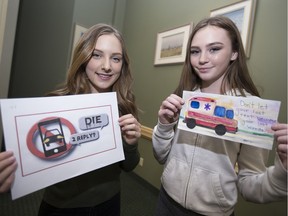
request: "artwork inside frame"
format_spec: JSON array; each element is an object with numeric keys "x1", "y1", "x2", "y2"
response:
[
  {"x1": 154, "y1": 23, "x2": 192, "y2": 66},
  {"x1": 210, "y1": 0, "x2": 257, "y2": 58},
  {"x1": 70, "y1": 24, "x2": 88, "y2": 65}
]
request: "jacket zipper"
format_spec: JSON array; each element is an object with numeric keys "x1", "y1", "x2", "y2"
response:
[{"x1": 184, "y1": 133, "x2": 200, "y2": 208}]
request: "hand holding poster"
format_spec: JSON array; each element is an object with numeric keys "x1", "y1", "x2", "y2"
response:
[
  {"x1": 0, "y1": 92, "x2": 124, "y2": 199},
  {"x1": 178, "y1": 91, "x2": 281, "y2": 150}
]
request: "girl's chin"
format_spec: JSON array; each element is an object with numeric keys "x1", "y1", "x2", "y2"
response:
[{"x1": 95, "y1": 85, "x2": 113, "y2": 93}]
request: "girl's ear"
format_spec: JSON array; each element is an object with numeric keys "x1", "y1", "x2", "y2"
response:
[{"x1": 231, "y1": 52, "x2": 238, "y2": 61}]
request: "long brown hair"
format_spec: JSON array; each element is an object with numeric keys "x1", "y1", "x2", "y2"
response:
[
  {"x1": 48, "y1": 23, "x2": 138, "y2": 118},
  {"x1": 174, "y1": 16, "x2": 260, "y2": 97}
]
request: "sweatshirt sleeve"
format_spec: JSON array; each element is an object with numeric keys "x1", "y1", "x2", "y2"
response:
[
  {"x1": 152, "y1": 120, "x2": 177, "y2": 164},
  {"x1": 237, "y1": 145, "x2": 287, "y2": 203},
  {"x1": 119, "y1": 141, "x2": 140, "y2": 172}
]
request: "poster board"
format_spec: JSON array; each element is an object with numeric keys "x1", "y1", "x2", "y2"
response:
[{"x1": 0, "y1": 92, "x2": 124, "y2": 199}]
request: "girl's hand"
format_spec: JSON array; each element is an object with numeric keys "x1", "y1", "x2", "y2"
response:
[
  {"x1": 158, "y1": 94, "x2": 185, "y2": 124},
  {"x1": 272, "y1": 123, "x2": 288, "y2": 170},
  {"x1": 119, "y1": 114, "x2": 141, "y2": 145},
  {"x1": 0, "y1": 151, "x2": 17, "y2": 193}
]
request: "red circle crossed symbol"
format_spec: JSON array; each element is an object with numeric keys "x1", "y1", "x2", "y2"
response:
[{"x1": 26, "y1": 117, "x2": 76, "y2": 159}]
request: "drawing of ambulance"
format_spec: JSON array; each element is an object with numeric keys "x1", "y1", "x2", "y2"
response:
[{"x1": 184, "y1": 97, "x2": 238, "y2": 135}]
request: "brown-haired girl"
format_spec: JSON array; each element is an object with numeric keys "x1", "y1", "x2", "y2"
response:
[
  {"x1": 153, "y1": 16, "x2": 287, "y2": 216},
  {"x1": 0, "y1": 23, "x2": 141, "y2": 216}
]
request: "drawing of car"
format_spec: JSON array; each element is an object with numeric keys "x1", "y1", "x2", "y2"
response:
[
  {"x1": 184, "y1": 97, "x2": 238, "y2": 136},
  {"x1": 43, "y1": 129, "x2": 65, "y2": 147}
]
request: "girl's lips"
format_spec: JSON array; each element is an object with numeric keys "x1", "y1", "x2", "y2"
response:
[
  {"x1": 197, "y1": 67, "x2": 212, "y2": 73},
  {"x1": 96, "y1": 73, "x2": 113, "y2": 80}
]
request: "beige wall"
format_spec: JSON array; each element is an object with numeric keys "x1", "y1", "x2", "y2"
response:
[{"x1": 123, "y1": 0, "x2": 287, "y2": 215}]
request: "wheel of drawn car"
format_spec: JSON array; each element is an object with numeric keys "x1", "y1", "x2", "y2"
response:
[
  {"x1": 215, "y1": 124, "x2": 226, "y2": 136},
  {"x1": 186, "y1": 118, "x2": 196, "y2": 129}
]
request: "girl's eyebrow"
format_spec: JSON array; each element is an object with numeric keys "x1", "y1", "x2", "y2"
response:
[
  {"x1": 92, "y1": 48, "x2": 102, "y2": 53},
  {"x1": 92, "y1": 49, "x2": 122, "y2": 56},
  {"x1": 190, "y1": 46, "x2": 199, "y2": 49},
  {"x1": 207, "y1": 42, "x2": 224, "y2": 46},
  {"x1": 191, "y1": 42, "x2": 224, "y2": 48}
]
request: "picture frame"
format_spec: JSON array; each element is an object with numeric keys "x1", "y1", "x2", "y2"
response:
[
  {"x1": 70, "y1": 24, "x2": 88, "y2": 65},
  {"x1": 210, "y1": 0, "x2": 257, "y2": 58},
  {"x1": 154, "y1": 23, "x2": 192, "y2": 65}
]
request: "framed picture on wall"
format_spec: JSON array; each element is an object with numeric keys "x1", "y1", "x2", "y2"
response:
[
  {"x1": 154, "y1": 23, "x2": 192, "y2": 66},
  {"x1": 70, "y1": 24, "x2": 88, "y2": 65},
  {"x1": 210, "y1": 0, "x2": 257, "y2": 58}
]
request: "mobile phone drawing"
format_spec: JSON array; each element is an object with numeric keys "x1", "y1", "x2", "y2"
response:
[{"x1": 38, "y1": 118, "x2": 67, "y2": 157}]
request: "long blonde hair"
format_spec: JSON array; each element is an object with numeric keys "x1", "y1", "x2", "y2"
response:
[
  {"x1": 174, "y1": 16, "x2": 260, "y2": 97},
  {"x1": 48, "y1": 23, "x2": 138, "y2": 118}
]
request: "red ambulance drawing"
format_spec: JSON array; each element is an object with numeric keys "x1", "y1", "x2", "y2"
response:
[{"x1": 184, "y1": 97, "x2": 238, "y2": 135}]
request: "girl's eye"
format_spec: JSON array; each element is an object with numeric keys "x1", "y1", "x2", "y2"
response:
[
  {"x1": 209, "y1": 47, "x2": 221, "y2": 53},
  {"x1": 190, "y1": 49, "x2": 199, "y2": 55},
  {"x1": 112, "y1": 56, "x2": 122, "y2": 63},
  {"x1": 92, "y1": 53, "x2": 101, "y2": 58}
]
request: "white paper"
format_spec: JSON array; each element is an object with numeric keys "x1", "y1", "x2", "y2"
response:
[
  {"x1": 0, "y1": 92, "x2": 124, "y2": 199},
  {"x1": 178, "y1": 91, "x2": 281, "y2": 150}
]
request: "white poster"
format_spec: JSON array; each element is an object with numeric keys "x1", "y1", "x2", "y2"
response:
[
  {"x1": 178, "y1": 91, "x2": 281, "y2": 150},
  {"x1": 0, "y1": 92, "x2": 124, "y2": 199}
]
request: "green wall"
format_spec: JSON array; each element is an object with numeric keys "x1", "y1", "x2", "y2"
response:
[
  {"x1": 7, "y1": 0, "x2": 287, "y2": 215},
  {"x1": 9, "y1": 0, "x2": 124, "y2": 98},
  {"x1": 123, "y1": 0, "x2": 287, "y2": 215},
  {"x1": 9, "y1": 0, "x2": 75, "y2": 97},
  {"x1": 124, "y1": 0, "x2": 287, "y2": 128}
]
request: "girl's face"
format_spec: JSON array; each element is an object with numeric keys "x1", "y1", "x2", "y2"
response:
[
  {"x1": 86, "y1": 34, "x2": 123, "y2": 93},
  {"x1": 190, "y1": 26, "x2": 237, "y2": 93}
]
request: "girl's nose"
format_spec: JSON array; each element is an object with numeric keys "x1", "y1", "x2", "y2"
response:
[
  {"x1": 101, "y1": 58, "x2": 111, "y2": 71},
  {"x1": 199, "y1": 52, "x2": 208, "y2": 64}
]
